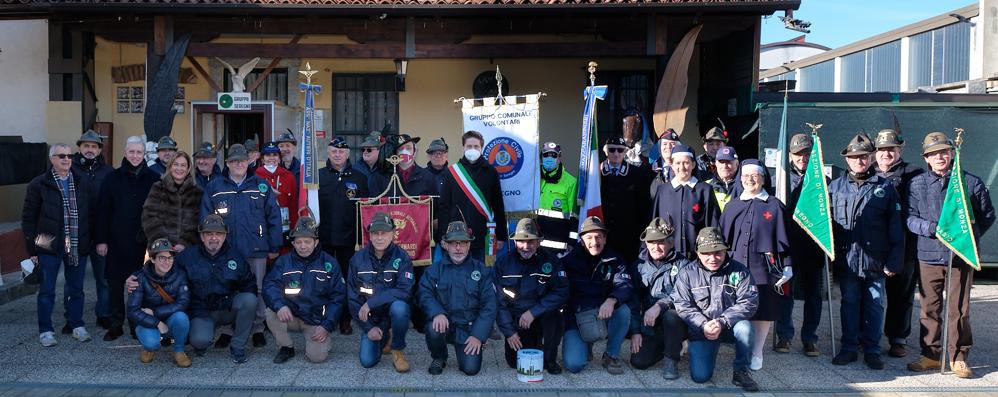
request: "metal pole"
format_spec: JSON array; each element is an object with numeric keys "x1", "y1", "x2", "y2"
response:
[
  {"x1": 940, "y1": 252, "x2": 954, "y2": 374},
  {"x1": 824, "y1": 255, "x2": 836, "y2": 356}
]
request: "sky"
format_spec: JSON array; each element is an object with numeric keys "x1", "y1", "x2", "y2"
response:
[{"x1": 761, "y1": 1, "x2": 975, "y2": 49}]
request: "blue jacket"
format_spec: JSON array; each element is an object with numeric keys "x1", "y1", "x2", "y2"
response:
[
  {"x1": 200, "y1": 173, "x2": 283, "y2": 259},
  {"x1": 418, "y1": 255, "x2": 498, "y2": 343},
  {"x1": 829, "y1": 173, "x2": 905, "y2": 276},
  {"x1": 127, "y1": 262, "x2": 190, "y2": 329},
  {"x1": 175, "y1": 242, "x2": 257, "y2": 318},
  {"x1": 194, "y1": 164, "x2": 223, "y2": 190},
  {"x1": 347, "y1": 243, "x2": 415, "y2": 332},
  {"x1": 494, "y1": 249, "x2": 569, "y2": 338},
  {"x1": 561, "y1": 244, "x2": 633, "y2": 330},
  {"x1": 907, "y1": 169, "x2": 995, "y2": 265},
  {"x1": 318, "y1": 161, "x2": 369, "y2": 248},
  {"x1": 263, "y1": 250, "x2": 346, "y2": 332},
  {"x1": 282, "y1": 156, "x2": 301, "y2": 186},
  {"x1": 671, "y1": 258, "x2": 758, "y2": 338}
]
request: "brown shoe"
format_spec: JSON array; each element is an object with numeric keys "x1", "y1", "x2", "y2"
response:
[
  {"x1": 382, "y1": 330, "x2": 392, "y2": 355},
  {"x1": 951, "y1": 361, "x2": 973, "y2": 378},
  {"x1": 888, "y1": 344, "x2": 907, "y2": 358},
  {"x1": 907, "y1": 356, "x2": 941, "y2": 372},
  {"x1": 174, "y1": 352, "x2": 192, "y2": 368},
  {"x1": 140, "y1": 350, "x2": 155, "y2": 363},
  {"x1": 392, "y1": 350, "x2": 411, "y2": 373}
]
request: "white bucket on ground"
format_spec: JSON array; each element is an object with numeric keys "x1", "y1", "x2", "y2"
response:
[{"x1": 516, "y1": 348, "x2": 544, "y2": 383}]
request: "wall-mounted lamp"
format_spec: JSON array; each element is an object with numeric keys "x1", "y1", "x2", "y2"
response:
[{"x1": 394, "y1": 58, "x2": 408, "y2": 92}]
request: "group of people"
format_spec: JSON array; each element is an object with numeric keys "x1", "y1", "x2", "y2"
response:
[{"x1": 20, "y1": 120, "x2": 994, "y2": 391}]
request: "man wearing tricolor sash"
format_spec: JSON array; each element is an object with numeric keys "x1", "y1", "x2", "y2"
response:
[
  {"x1": 906, "y1": 131, "x2": 994, "y2": 378},
  {"x1": 438, "y1": 131, "x2": 508, "y2": 262}
]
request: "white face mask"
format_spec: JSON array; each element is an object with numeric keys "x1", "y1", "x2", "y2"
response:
[
  {"x1": 263, "y1": 164, "x2": 278, "y2": 173},
  {"x1": 464, "y1": 148, "x2": 482, "y2": 162}
]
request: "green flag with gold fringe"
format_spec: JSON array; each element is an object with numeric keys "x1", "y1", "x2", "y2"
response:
[
  {"x1": 792, "y1": 132, "x2": 835, "y2": 261},
  {"x1": 935, "y1": 146, "x2": 981, "y2": 270}
]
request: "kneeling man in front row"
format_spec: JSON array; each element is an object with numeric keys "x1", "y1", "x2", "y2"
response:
[{"x1": 672, "y1": 227, "x2": 759, "y2": 391}]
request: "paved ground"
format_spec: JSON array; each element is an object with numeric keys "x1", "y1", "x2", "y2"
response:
[{"x1": 1, "y1": 276, "x2": 998, "y2": 395}]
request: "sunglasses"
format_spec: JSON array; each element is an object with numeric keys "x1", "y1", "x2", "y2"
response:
[
  {"x1": 362, "y1": 148, "x2": 378, "y2": 153},
  {"x1": 542, "y1": 153, "x2": 559, "y2": 158},
  {"x1": 607, "y1": 147, "x2": 626, "y2": 153},
  {"x1": 51, "y1": 154, "x2": 72, "y2": 159}
]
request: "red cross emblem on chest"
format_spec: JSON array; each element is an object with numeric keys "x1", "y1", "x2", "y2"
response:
[
  {"x1": 762, "y1": 211, "x2": 773, "y2": 221},
  {"x1": 692, "y1": 203, "x2": 701, "y2": 213}
]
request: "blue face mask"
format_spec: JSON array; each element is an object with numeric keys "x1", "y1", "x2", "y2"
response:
[{"x1": 542, "y1": 157, "x2": 558, "y2": 171}]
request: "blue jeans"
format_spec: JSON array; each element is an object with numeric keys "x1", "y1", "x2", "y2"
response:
[
  {"x1": 776, "y1": 262, "x2": 823, "y2": 344},
  {"x1": 838, "y1": 270, "x2": 886, "y2": 355},
  {"x1": 136, "y1": 312, "x2": 190, "y2": 353},
  {"x1": 37, "y1": 255, "x2": 87, "y2": 333},
  {"x1": 688, "y1": 319, "x2": 753, "y2": 383},
  {"x1": 359, "y1": 301, "x2": 411, "y2": 368},
  {"x1": 425, "y1": 323, "x2": 484, "y2": 376},
  {"x1": 562, "y1": 304, "x2": 631, "y2": 373}
]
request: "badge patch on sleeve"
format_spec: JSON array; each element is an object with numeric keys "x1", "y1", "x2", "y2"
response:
[
  {"x1": 227, "y1": 260, "x2": 238, "y2": 270},
  {"x1": 541, "y1": 263, "x2": 552, "y2": 274},
  {"x1": 393, "y1": 258, "x2": 401, "y2": 270},
  {"x1": 557, "y1": 270, "x2": 566, "y2": 277},
  {"x1": 325, "y1": 262, "x2": 333, "y2": 272},
  {"x1": 404, "y1": 271, "x2": 413, "y2": 279},
  {"x1": 471, "y1": 270, "x2": 482, "y2": 281},
  {"x1": 259, "y1": 183, "x2": 269, "y2": 193},
  {"x1": 729, "y1": 272, "x2": 742, "y2": 285}
]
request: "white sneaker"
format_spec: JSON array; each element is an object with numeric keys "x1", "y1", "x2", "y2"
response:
[
  {"x1": 71, "y1": 327, "x2": 91, "y2": 342},
  {"x1": 39, "y1": 331, "x2": 57, "y2": 347},
  {"x1": 750, "y1": 355, "x2": 763, "y2": 371}
]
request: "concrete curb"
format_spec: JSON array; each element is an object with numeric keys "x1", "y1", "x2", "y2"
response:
[{"x1": 0, "y1": 272, "x2": 37, "y2": 306}]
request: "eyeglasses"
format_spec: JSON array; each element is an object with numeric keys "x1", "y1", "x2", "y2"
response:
[
  {"x1": 542, "y1": 153, "x2": 559, "y2": 158},
  {"x1": 362, "y1": 148, "x2": 378, "y2": 153},
  {"x1": 607, "y1": 148, "x2": 626, "y2": 153},
  {"x1": 51, "y1": 154, "x2": 72, "y2": 159},
  {"x1": 154, "y1": 255, "x2": 174, "y2": 262},
  {"x1": 429, "y1": 151, "x2": 447, "y2": 156}
]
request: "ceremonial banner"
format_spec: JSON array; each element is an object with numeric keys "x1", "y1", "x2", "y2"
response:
[
  {"x1": 577, "y1": 85, "x2": 608, "y2": 227},
  {"x1": 792, "y1": 133, "x2": 835, "y2": 260},
  {"x1": 461, "y1": 95, "x2": 540, "y2": 212},
  {"x1": 359, "y1": 200, "x2": 433, "y2": 266},
  {"x1": 298, "y1": 64, "x2": 321, "y2": 222},
  {"x1": 936, "y1": 146, "x2": 981, "y2": 270}
]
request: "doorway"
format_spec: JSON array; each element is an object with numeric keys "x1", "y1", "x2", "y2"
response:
[{"x1": 225, "y1": 113, "x2": 264, "y2": 149}]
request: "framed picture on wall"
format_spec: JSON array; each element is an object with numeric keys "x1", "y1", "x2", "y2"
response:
[
  {"x1": 131, "y1": 86, "x2": 144, "y2": 100},
  {"x1": 116, "y1": 100, "x2": 129, "y2": 113},
  {"x1": 116, "y1": 87, "x2": 130, "y2": 100},
  {"x1": 131, "y1": 100, "x2": 144, "y2": 113},
  {"x1": 176, "y1": 87, "x2": 185, "y2": 100}
]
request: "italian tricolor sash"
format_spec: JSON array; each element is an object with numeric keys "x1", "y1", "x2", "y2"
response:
[{"x1": 449, "y1": 162, "x2": 497, "y2": 260}]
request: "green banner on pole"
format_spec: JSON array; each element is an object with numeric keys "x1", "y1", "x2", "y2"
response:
[
  {"x1": 792, "y1": 133, "x2": 835, "y2": 261},
  {"x1": 935, "y1": 147, "x2": 981, "y2": 270}
]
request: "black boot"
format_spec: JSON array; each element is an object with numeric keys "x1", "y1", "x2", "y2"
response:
[
  {"x1": 252, "y1": 332, "x2": 267, "y2": 348},
  {"x1": 103, "y1": 327, "x2": 123, "y2": 342},
  {"x1": 732, "y1": 369, "x2": 760, "y2": 392},
  {"x1": 273, "y1": 347, "x2": 295, "y2": 364},
  {"x1": 214, "y1": 334, "x2": 232, "y2": 349},
  {"x1": 832, "y1": 351, "x2": 858, "y2": 365},
  {"x1": 428, "y1": 359, "x2": 446, "y2": 375}
]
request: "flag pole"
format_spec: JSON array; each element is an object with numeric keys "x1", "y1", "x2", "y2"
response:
[
  {"x1": 939, "y1": 127, "x2": 963, "y2": 374},
  {"x1": 824, "y1": 254, "x2": 836, "y2": 356}
]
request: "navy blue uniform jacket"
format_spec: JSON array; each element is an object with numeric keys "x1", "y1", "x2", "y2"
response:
[
  {"x1": 127, "y1": 262, "x2": 190, "y2": 329},
  {"x1": 176, "y1": 242, "x2": 257, "y2": 318},
  {"x1": 418, "y1": 255, "x2": 498, "y2": 344},
  {"x1": 494, "y1": 249, "x2": 569, "y2": 338},
  {"x1": 347, "y1": 243, "x2": 415, "y2": 332},
  {"x1": 200, "y1": 173, "x2": 283, "y2": 259},
  {"x1": 561, "y1": 244, "x2": 633, "y2": 330},
  {"x1": 263, "y1": 250, "x2": 346, "y2": 332}
]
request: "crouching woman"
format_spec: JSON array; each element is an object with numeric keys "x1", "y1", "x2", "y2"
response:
[{"x1": 127, "y1": 238, "x2": 191, "y2": 367}]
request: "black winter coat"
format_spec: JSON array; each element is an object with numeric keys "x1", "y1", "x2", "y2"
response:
[
  {"x1": 318, "y1": 161, "x2": 369, "y2": 247},
  {"x1": 600, "y1": 161, "x2": 653, "y2": 262},
  {"x1": 127, "y1": 262, "x2": 190, "y2": 329},
  {"x1": 71, "y1": 153, "x2": 112, "y2": 241},
  {"x1": 22, "y1": 168, "x2": 95, "y2": 258},
  {"x1": 96, "y1": 159, "x2": 159, "y2": 280},
  {"x1": 142, "y1": 173, "x2": 203, "y2": 249}
]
